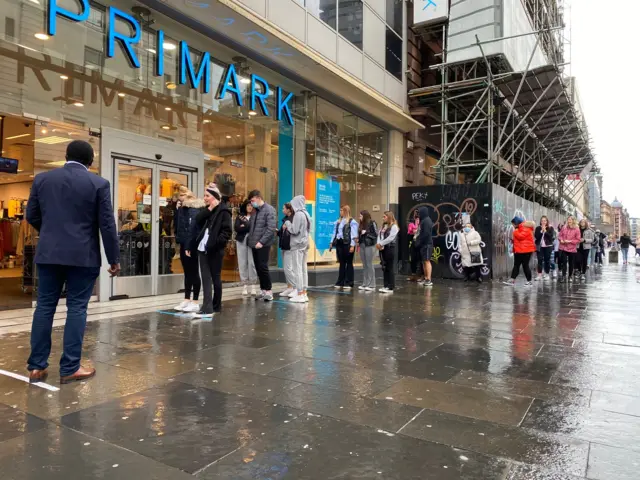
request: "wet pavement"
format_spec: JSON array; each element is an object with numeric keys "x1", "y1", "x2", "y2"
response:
[{"x1": 0, "y1": 264, "x2": 639, "y2": 479}]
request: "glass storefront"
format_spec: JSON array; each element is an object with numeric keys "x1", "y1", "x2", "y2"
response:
[{"x1": 0, "y1": 0, "x2": 389, "y2": 308}]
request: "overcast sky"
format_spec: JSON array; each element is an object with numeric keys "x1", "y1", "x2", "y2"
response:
[{"x1": 570, "y1": 0, "x2": 639, "y2": 217}]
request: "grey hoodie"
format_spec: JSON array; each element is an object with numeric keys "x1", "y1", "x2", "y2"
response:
[{"x1": 285, "y1": 195, "x2": 311, "y2": 251}]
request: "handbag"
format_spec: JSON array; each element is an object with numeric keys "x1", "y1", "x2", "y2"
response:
[{"x1": 464, "y1": 233, "x2": 482, "y2": 265}]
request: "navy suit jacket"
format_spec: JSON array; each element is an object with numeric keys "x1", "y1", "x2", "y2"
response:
[{"x1": 26, "y1": 162, "x2": 119, "y2": 268}]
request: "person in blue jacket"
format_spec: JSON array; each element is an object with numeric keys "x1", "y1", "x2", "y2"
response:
[{"x1": 174, "y1": 185, "x2": 205, "y2": 313}]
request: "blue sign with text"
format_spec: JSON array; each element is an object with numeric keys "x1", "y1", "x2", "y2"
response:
[
  {"x1": 315, "y1": 178, "x2": 340, "y2": 252},
  {"x1": 45, "y1": 0, "x2": 295, "y2": 125}
]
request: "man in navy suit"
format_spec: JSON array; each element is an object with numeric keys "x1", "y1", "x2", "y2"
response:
[{"x1": 26, "y1": 140, "x2": 120, "y2": 384}]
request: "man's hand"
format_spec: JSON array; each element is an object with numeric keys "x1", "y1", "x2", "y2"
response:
[
  {"x1": 185, "y1": 250, "x2": 191, "y2": 257},
  {"x1": 108, "y1": 264, "x2": 121, "y2": 277},
  {"x1": 255, "y1": 242, "x2": 263, "y2": 249}
]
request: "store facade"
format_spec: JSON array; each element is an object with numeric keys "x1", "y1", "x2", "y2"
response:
[{"x1": 0, "y1": 0, "x2": 418, "y2": 309}]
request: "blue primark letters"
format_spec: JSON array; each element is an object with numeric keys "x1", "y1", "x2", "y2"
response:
[{"x1": 45, "y1": 0, "x2": 295, "y2": 125}]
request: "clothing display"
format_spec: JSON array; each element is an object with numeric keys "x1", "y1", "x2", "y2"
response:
[{"x1": 0, "y1": 218, "x2": 21, "y2": 260}]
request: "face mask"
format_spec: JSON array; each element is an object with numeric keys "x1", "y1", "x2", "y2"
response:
[
  {"x1": 251, "y1": 202, "x2": 259, "y2": 209},
  {"x1": 463, "y1": 227, "x2": 471, "y2": 233}
]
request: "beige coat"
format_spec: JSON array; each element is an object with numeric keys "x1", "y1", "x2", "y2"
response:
[{"x1": 460, "y1": 229, "x2": 483, "y2": 267}]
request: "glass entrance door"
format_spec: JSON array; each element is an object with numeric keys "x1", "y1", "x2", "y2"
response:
[{"x1": 112, "y1": 157, "x2": 195, "y2": 299}]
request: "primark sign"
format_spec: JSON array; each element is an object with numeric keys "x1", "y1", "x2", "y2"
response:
[{"x1": 46, "y1": 0, "x2": 296, "y2": 125}]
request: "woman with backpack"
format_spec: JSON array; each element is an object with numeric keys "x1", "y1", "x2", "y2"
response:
[
  {"x1": 278, "y1": 203, "x2": 295, "y2": 298},
  {"x1": 234, "y1": 200, "x2": 257, "y2": 296},
  {"x1": 357, "y1": 210, "x2": 378, "y2": 291},
  {"x1": 284, "y1": 195, "x2": 311, "y2": 303},
  {"x1": 534, "y1": 216, "x2": 555, "y2": 281},
  {"x1": 331, "y1": 205, "x2": 359, "y2": 290},
  {"x1": 377, "y1": 211, "x2": 399, "y2": 293}
]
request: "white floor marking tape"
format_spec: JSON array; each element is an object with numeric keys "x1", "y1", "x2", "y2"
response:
[{"x1": 0, "y1": 369, "x2": 60, "y2": 392}]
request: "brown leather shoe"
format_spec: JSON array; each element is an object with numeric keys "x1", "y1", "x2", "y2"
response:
[
  {"x1": 60, "y1": 366, "x2": 96, "y2": 384},
  {"x1": 29, "y1": 369, "x2": 49, "y2": 384}
]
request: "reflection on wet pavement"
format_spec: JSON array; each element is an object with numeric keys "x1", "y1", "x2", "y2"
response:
[{"x1": 0, "y1": 265, "x2": 639, "y2": 478}]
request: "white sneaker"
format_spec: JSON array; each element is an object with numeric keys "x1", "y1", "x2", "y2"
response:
[
  {"x1": 378, "y1": 287, "x2": 389, "y2": 293},
  {"x1": 263, "y1": 291, "x2": 274, "y2": 302},
  {"x1": 343, "y1": 286, "x2": 352, "y2": 291},
  {"x1": 358, "y1": 286, "x2": 365, "y2": 290},
  {"x1": 242, "y1": 286, "x2": 249, "y2": 296},
  {"x1": 543, "y1": 274, "x2": 549, "y2": 280},
  {"x1": 250, "y1": 286, "x2": 257, "y2": 296},
  {"x1": 288, "y1": 289, "x2": 298, "y2": 298},
  {"x1": 364, "y1": 287, "x2": 375, "y2": 291},
  {"x1": 303, "y1": 294, "x2": 309, "y2": 303},
  {"x1": 289, "y1": 295, "x2": 307, "y2": 303},
  {"x1": 183, "y1": 303, "x2": 200, "y2": 313},
  {"x1": 279, "y1": 288, "x2": 294, "y2": 297},
  {"x1": 174, "y1": 300, "x2": 189, "y2": 311},
  {"x1": 194, "y1": 310, "x2": 213, "y2": 318},
  {"x1": 333, "y1": 285, "x2": 342, "y2": 289}
]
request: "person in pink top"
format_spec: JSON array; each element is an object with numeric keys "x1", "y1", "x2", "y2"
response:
[{"x1": 558, "y1": 215, "x2": 581, "y2": 283}]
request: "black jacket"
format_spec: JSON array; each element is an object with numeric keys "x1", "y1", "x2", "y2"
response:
[
  {"x1": 192, "y1": 204, "x2": 232, "y2": 254},
  {"x1": 534, "y1": 225, "x2": 555, "y2": 247},
  {"x1": 415, "y1": 207, "x2": 434, "y2": 249},
  {"x1": 358, "y1": 221, "x2": 378, "y2": 247},
  {"x1": 175, "y1": 198, "x2": 206, "y2": 245},
  {"x1": 619, "y1": 235, "x2": 636, "y2": 248},
  {"x1": 278, "y1": 216, "x2": 292, "y2": 251},
  {"x1": 234, "y1": 215, "x2": 251, "y2": 243}
]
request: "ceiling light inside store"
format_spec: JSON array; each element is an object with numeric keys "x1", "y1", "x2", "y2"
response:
[
  {"x1": 73, "y1": 102, "x2": 84, "y2": 107},
  {"x1": 36, "y1": 137, "x2": 73, "y2": 145},
  {"x1": 166, "y1": 82, "x2": 177, "y2": 90},
  {"x1": 248, "y1": 110, "x2": 257, "y2": 116},
  {"x1": 163, "y1": 42, "x2": 177, "y2": 51},
  {"x1": 226, "y1": 135, "x2": 231, "y2": 139},
  {"x1": 118, "y1": 93, "x2": 125, "y2": 98},
  {"x1": 146, "y1": 48, "x2": 156, "y2": 54},
  {"x1": 29, "y1": 0, "x2": 40, "y2": 4},
  {"x1": 6, "y1": 133, "x2": 32, "y2": 140},
  {"x1": 60, "y1": 75, "x2": 68, "y2": 80},
  {"x1": 41, "y1": 128, "x2": 48, "y2": 134},
  {"x1": 34, "y1": 33, "x2": 49, "y2": 40},
  {"x1": 165, "y1": 107, "x2": 172, "y2": 111},
  {"x1": 203, "y1": 119, "x2": 211, "y2": 124},
  {"x1": 240, "y1": 77, "x2": 251, "y2": 84}
]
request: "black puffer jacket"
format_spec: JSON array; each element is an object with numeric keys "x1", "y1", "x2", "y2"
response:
[
  {"x1": 191, "y1": 204, "x2": 232, "y2": 253},
  {"x1": 175, "y1": 198, "x2": 205, "y2": 245},
  {"x1": 415, "y1": 207, "x2": 434, "y2": 248},
  {"x1": 534, "y1": 225, "x2": 555, "y2": 247},
  {"x1": 235, "y1": 215, "x2": 251, "y2": 243},
  {"x1": 278, "y1": 216, "x2": 292, "y2": 251}
]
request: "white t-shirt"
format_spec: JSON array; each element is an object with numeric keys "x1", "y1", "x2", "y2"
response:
[{"x1": 198, "y1": 228, "x2": 210, "y2": 252}]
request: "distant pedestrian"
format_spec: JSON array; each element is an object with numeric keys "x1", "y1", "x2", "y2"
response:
[
  {"x1": 174, "y1": 186, "x2": 204, "y2": 313},
  {"x1": 415, "y1": 207, "x2": 434, "y2": 287},
  {"x1": 278, "y1": 203, "x2": 295, "y2": 298},
  {"x1": 234, "y1": 200, "x2": 257, "y2": 296},
  {"x1": 577, "y1": 219, "x2": 595, "y2": 281},
  {"x1": 460, "y1": 223, "x2": 484, "y2": 283},
  {"x1": 190, "y1": 184, "x2": 232, "y2": 317},
  {"x1": 558, "y1": 216, "x2": 581, "y2": 283},
  {"x1": 503, "y1": 216, "x2": 536, "y2": 286},
  {"x1": 26, "y1": 140, "x2": 120, "y2": 384},
  {"x1": 358, "y1": 210, "x2": 378, "y2": 291},
  {"x1": 330, "y1": 205, "x2": 359, "y2": 290},
  {"x1": 552, "y1": 224, "x2": 562, "y2": 278},
  {"x1": 284, "y1": 195, "x2": 311, "y2": 303},
  {"x1": 408, "y1": 211, "x2": 422, "y2": 281},
  {"x1": 594, "y1": 229, "x2": 605, "y2": 266},
  {"x1": 377, "y1": 211, "x2": 399, "y2": 293},
  {"x1": 618, "y1": 232, "x2": 635, "y2": 265},
  {"x1": 248, "y1": 190, "x2": 277, "y2": 301},
  {"x1": 534, "y1": 216, "x2": 554, "y2": 281}
]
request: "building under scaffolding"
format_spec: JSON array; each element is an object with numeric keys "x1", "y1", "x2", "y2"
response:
[{"x1": 408, "y1": 0, "x2": 596, "y2": 216}]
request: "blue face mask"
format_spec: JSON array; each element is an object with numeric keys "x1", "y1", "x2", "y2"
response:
[
  {"x1": 463, "y1": 227, "x2": 471, "y2": 233},
  {"x1": 251, "y1": 202, "x2": 259, "y2": 209}
]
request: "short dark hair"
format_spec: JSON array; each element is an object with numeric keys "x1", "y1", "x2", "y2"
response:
[
  {"x1": 248, "y1": 189, "x2": 262, "y2": 200},
  {"x1": 66, "y1": 140, "x2": 94, "y2": 167}
]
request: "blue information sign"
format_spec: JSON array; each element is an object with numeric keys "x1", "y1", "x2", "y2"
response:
[{"x1": 315, "y1": 178, "x2": 340, "y2": 252}]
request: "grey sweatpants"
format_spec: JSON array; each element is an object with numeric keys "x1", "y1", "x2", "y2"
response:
[
  {"x1": 360, "y1": 245, "x2": 376, "y2": 288},
  {"x1": 291, "y1": 248, "x2": 308, "y2": 292},
  {"x1": 283, "y1": 250, "x2": 295, "y2": 287},
  {"x1": 236, "y1": 239, "x2": 257, "y2": 285}
]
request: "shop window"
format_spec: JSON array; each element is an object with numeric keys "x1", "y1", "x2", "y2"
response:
[
  {"x1": 5, "y1": 17, "x2": 15, "y2": 40},
  {"x1": 385, "y1": 26, "x2": 402, "y2": 80},
  {"x1": 386, "y1": 0, "x2": 403, "y2": 35},
  {"x1": 309, "y1": 0, "x2": 337, "y2": 30},
  {"x1": 86, "y1": 7, "x2": 104, "y2": 30},
  {"x1": 84, "y1": 46, "x2": 104, "y2": 70},
  {"x1": 338, "y1": 0, "x2": 363, "y2": 50}
]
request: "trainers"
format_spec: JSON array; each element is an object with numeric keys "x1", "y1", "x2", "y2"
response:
[
  {"x1": 333, "y1": 285, "x2": 342, "y2": 289},
  {"x1": 263, "y1": 291, "x2": 274, "y2": 302},
  {"x1": 289, "y1": 294, "x2": 307, "y2": 303},
  {"x1": 242, "y1": 286, "x2": 249, "y2": 296},
  {"x1": 343, "y1": 286, "x2": 352, "y2": 291},
  {"x1": 194, "y1": 310, "x2": 213, "y2": 318},
  {"x1": 183, "y1": 303, "x2": 200, "y2": 313},
  {"x1": 543, "y1": 274, "x2": 549, "y2": 280},
  {"x1": 423, "y1": 280, "x2": 433, "y2": 287},
  {"x1": 364, "y1": 287, "x2": 375, "y2": 291},
  {"x1": 174, "y1": 300, "x2": 189, "y2": 311},
  {"x1": 525, "y1": 281, "x2": 533, "y2": 286},
  {"x1": 535, "y1": 275, "x2": 541, "y2": 281},
  {"x1": 287, "y1": 289, "x2": 298, "y2": 298},
  {"x1": 581, "y1": 274, "x2": 586, "y2": 281},
  {"x1": 250, "y1": 286, "x2": 257, "y2": 296},
  {"x1": 379, "y1": 288, "x2": 393, "y2": 294},
  {"x1": 279, "y1": 288, "x2": 294, "y2": 297},
  {"x1": 502, "y1": 279, "x2": 515, "y2": 286},
  {"x1": 358, "y1": 286, "x2": 365, "y2": 290},
  {"x1": 255, "y1": 291, "x2": 265, "y2": 301}
]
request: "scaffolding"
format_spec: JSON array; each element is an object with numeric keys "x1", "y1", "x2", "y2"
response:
[{"x1": 409, "y1": 0, "x2": 595, "y2": 214}]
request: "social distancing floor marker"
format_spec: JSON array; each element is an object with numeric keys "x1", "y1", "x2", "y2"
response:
[{"x1": 0, "y1": 368, "x2": 60, "y2": 392}]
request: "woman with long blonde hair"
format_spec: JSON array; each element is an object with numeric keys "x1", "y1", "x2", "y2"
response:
[
  {"x1": 330, "y1": 205, "x2": 359, "y2": 290},
  {"x1": 377, "y1": 211, "x2": 399, "y2": 293},
  {"x1": 558, "y1": 215, "x2": 581, "y2": 282}
]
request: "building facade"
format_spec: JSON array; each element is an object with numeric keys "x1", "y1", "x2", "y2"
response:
[
  {"x1": 631, "y1": 218, "x2": 640, "y2": 243},
  {"x1": 587, "y1": 174, "x2": 601, "y2": 222},
  {"x1": 611, "y1": 198, "x2": 629, "y2": 240},
  {"x1": 0, "y1": 0, "x2": 421, "y2": 309}
]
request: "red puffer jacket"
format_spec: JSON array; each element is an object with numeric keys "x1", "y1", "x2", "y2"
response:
[{"x1": 513, "y1": 221, "x2": 536, "y2": 254}]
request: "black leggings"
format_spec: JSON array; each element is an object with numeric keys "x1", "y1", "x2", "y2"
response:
[
  {"x1": 558, "y1": 250, "x2": 576, "y2": 277},
  {"x1": 336, "y1": 243, "x2": 355, "y2": 287},
  {"x1": 381, "y1": 245, "x2": 396, "y2": 290},
  {"x1": 180, "y1": 245, "x2": 201, "y2": 300},
  {"x1": 511, "y1": 252, "x2": 532, "y2": 281},
  {"x1": 537, "y1": 247, "x2": 552, "y2": 274},
  {"x1": 577, "y1": 249, "x2": 589, "y2": 275}
]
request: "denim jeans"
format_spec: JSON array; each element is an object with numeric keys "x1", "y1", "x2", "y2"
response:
[
  {"x1": 28, "y1": 264, "x2": 99, "y2": 377},
  {"x1": 622, "y1": 247, "x2": 629, "y2": 263}
]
